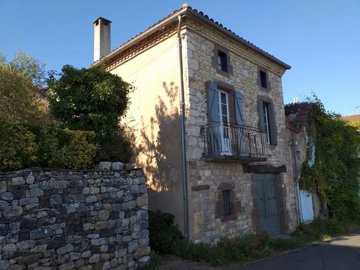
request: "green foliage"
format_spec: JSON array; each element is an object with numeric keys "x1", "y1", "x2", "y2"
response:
[
  {"x1": 139, "y1": 251, "x2": 161, "y2": 270},
  {"x1": 149, "y1": 211, "x2": 274, "y2": 265},
  {"x1": 271, "y1": 237, "x2": 305, "y2": 251},
  {"x1": 97, "y1": 126, "x2": 134, "y2": 162},
  {"x1": 300, "y1": 97, "x2": 360, "y2": 220},
  {"x1": 0, "y1": 52, "x2": 52, "y2": 125},
  {"x1": 0, "y1": 123, "x2": 38, "y2": 171},
  {"x1": 48, "y1": 65, "x2": 132, "y2": 144},
  {"x1": 291, "y1": 218, "x2": 358, "y2": 242},
  {"x1": 148, "y1": 210, "x2": 183, "y2": 254},
  {"x1": 0, "y1": 123, "x2": 97, "y2": 171}
]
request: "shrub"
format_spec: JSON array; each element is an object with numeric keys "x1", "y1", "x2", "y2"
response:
[
  {"x1": 148, "y1": 210, "x2": 183, "y2": 254},
  {"x1": 148, "y1": 210, "x2": 274, "y2": 265},
  {"x1": 217, "y1": 232, "x2": 272, "y2": 260},
  {"x1": 47, "y1": 129, "x2": 97, "y2": 169},
  {"x1": 0, "y1": 122, "x2": 38, "y2": 170},
  {"x1": 97, "y1": 128, "x2": 133, "y2": 163},
  {"x1": 139, "y1": 251, "x2": 161, "y2": 270},
  {"x1": 0, "y1": 122, "x2": 97, "y2": 171},
  {"x1": 48, "y1": 65, "x2": 134, "y2": 161}
]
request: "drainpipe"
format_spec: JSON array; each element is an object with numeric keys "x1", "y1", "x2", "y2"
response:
[
  {"x1": 291, "y1": 129, "x2": 303, "y2": 225},
  {"x1": 177, "y1": 14, "x2": 189, "y2": 240}
]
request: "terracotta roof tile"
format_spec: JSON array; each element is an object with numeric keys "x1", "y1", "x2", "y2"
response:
[
  {"x1": 94, "y1": 4, "x2": 290, "y2": 70},
  {"x1": 342, "y1": 114, "x2": 360, "y2": 123}
]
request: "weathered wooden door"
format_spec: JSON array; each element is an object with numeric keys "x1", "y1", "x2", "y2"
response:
[{"x1": 255, "y1": 174, "x2": 281, "y2": 236}]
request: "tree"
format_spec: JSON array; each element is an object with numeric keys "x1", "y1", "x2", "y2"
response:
[
  {"x1": 0, "y1": 52, "x2": 50, "y2": 124},
  {"x1": 47, "y1": 65, "x2": 133, "y2": 161}
]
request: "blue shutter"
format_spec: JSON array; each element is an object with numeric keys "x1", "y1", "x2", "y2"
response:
[
  {"x1": 268, "y1": 103, "x2": 277, "y2": 145},
  {"x1": 234, "y1": 91, "x2": 244, "y2": 154},
  {"x1": 234, "y1": 91, "x2": 244, "y2": 126},
  {"x1": 207, "y1": 81, "x2": 220, "y2": 124},
  {"x1": 206, "y1": 81, "x2": 220, "y2": 154},
  {"x1": 258, "y1": 99, "x2": 265, "y2": 132}
]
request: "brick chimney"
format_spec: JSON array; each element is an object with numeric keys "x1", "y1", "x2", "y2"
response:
[{"x1": 93, "y1": 17, "x2": 111, "y2": 62}]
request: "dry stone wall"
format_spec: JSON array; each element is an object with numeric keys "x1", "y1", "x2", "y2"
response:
[{"x1": 0, "y1": 166, "x2": 150, "y2": 270}]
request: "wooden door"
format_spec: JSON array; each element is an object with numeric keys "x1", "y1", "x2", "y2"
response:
[{"x1": 255, "y1": 174, "x2": 281, "y2": 236}]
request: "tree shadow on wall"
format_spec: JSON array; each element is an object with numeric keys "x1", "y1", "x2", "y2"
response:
[{"x1": 136, "y1": 81, "x2": 182, "y2": 192}]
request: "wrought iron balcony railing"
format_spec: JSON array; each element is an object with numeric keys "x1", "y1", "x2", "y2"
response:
[{"x1": 202, "y1": 123, "x2": 269, "y2": 162}]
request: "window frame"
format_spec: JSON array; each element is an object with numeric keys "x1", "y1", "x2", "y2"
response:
[
  {"x1": 258, "y1": 97, "x2": 277, "y2": 145},
  {"x1": 217, "y1": 50, "x2": 228, "y2": 72},
  {"x1": 223, "y1": 190, "x2": 231, "y2": 216},
  {"x1": 212, "y1": 44, "x2": 233, "y2": 76},
  {"x1": 258, "y1": 68, "x2": 271, "y2": 91}
]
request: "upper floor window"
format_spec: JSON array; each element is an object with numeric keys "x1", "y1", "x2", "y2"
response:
[
  {"x1": 218, "y1": 50, "x2": 228, "y2": 72},
  {"x1": 212, "y1": 45, "x2": 232, "y2": 75},
  {"x1": 260, "y1": 70, "x2": 268, "y2": 89},
  {"x1": 207, "y1": 81, "x2": 244, "y2": 155},
  {"x1": 258, "y1": 98, "x2": 277, "y2": 145}
]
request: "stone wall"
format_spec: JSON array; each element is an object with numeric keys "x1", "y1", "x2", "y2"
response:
[
  {"x1": 181, "y1": 24, "x2": 298, "y2": 243},
  {"x1": 0, "y1": 167, "x2": 150, "y2": 270}
]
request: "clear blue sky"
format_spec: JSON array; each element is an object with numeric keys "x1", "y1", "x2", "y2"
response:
[{"x1": 1, "y1": 0, "x2": 359, "y2": 116}]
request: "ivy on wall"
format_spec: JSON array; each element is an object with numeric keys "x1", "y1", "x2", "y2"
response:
[{"x1": 300, "y1": 99, "x2": 360, "y2": 221}]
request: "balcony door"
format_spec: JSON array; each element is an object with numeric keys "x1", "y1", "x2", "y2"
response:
[{"x1": 218, "y1": 91, "x2": 231, "y2": 155}]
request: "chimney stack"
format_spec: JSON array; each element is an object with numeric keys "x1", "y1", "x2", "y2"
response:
[{"x1": 93, "y1": 17, "x2": 112, "y2": 62}]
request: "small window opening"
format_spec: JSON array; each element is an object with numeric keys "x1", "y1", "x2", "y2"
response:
[
  {"x1": 218, "y1": 50, "x2": 228, "y2": 72},
  {"x1": 260, "y1": 70, "x2": 268, "y2": 89},
  {"x1": 223, "y1": 190, "x2": 231, "y2": 216}
]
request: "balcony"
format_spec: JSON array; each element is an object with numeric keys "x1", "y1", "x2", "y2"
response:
[{"x1": 202, "y1": 123, "x2": 269, "y2": 163}]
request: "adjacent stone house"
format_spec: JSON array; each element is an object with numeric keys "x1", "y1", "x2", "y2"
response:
[{"x1": 93, "y1": 4, "x2": 298, "y2": 243}]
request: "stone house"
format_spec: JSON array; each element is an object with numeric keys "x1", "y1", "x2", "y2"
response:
[{"x1": 93, "y1": 4, "x2": 298, "y2": 243}]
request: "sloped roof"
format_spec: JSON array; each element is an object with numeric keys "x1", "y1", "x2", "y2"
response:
[
  {"x1": 342, "y1": 114, "x2": 360, "y2": 123},
  {"x1": 94, "y1": 3, "x2": 291, "y2": 70}
]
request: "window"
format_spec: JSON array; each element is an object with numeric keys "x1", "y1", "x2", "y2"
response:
[
  {"x1": 215, "y1": 182, "x2": 241, "y2": 221},
  {"x1": 207, "y1": 81, "x2": 244, "y2": 156},
  {"x1": 260, "y1": 70, "x2": 268, "y2": 89},
  {"x1": 212, "y1": 45, "x2": 232, "y2": 75},
  {"x1": 218, "y1": 50, "x2": 228, "y2": 72},
  {"x1": 258, "y1": 98, "x2": 277, "y2": 145},
  {"x1": 262, "y1": 102, "x2": 271, "y2": 143},
  {"x1": 223, "y1": 190, "x2": 231, "y2": 216}
]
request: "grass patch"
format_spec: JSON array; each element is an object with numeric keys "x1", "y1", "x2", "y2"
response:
[
  {"x1": 291, "y1": 219, "x2": 359, "y2": 243},
  {"x1": 271, "y1": 237, "x2": 306, "y2": 251}
]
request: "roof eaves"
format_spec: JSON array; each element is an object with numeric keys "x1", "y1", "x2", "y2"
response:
[
  {"x1": 186, "y1": 8, "x2": 291, "y2": 70},
  {"x1": 93, "y1": 4, "x2": 291, "y2": 70}
]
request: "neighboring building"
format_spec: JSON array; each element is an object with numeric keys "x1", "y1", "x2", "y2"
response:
[
  {"x1": 342, "y1": 114, "x2": 360, "y2": 125},
  {"x1": 285, "y1": 102, "x2": 321, "y2": 223},
  {"x1": 93, "y1": 4, "x2": 298, "y2": 243}
]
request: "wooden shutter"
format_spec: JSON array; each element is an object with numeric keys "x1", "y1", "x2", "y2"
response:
[
  {"x1": 258, "y1": 99, "x2": 265, "y2": 132},
  {"x1": 268, "y1": 103, "x2": 277, "y2": 145},
  {"x1": 206, "y1": 81, "x2": 220, "y2": 154},
  {"x1": 234, "y1": 91, "x2": 244, "y2": 126},
  {"x1": 207, "y1": 81, "x2": 220, "y2": 124}
]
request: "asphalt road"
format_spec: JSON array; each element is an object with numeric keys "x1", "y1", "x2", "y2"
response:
[{"x1": 244, "y1": 231, "x2": 360, "y2": 270}]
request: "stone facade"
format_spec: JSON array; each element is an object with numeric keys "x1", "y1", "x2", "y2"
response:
[
  {"x1": 95, "y1": 4, "x2": 298, "y2": 244},
  {"x1": 182, "y1": 21, "x2": 297, "y2": 243},
  {"x1": 0, "y1": 167, "x2": 150, "y2": 269}
]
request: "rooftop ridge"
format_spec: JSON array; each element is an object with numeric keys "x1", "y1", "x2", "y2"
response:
[{"x1": 93, "y1": 4, "x2": 290, "y2": 70}]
